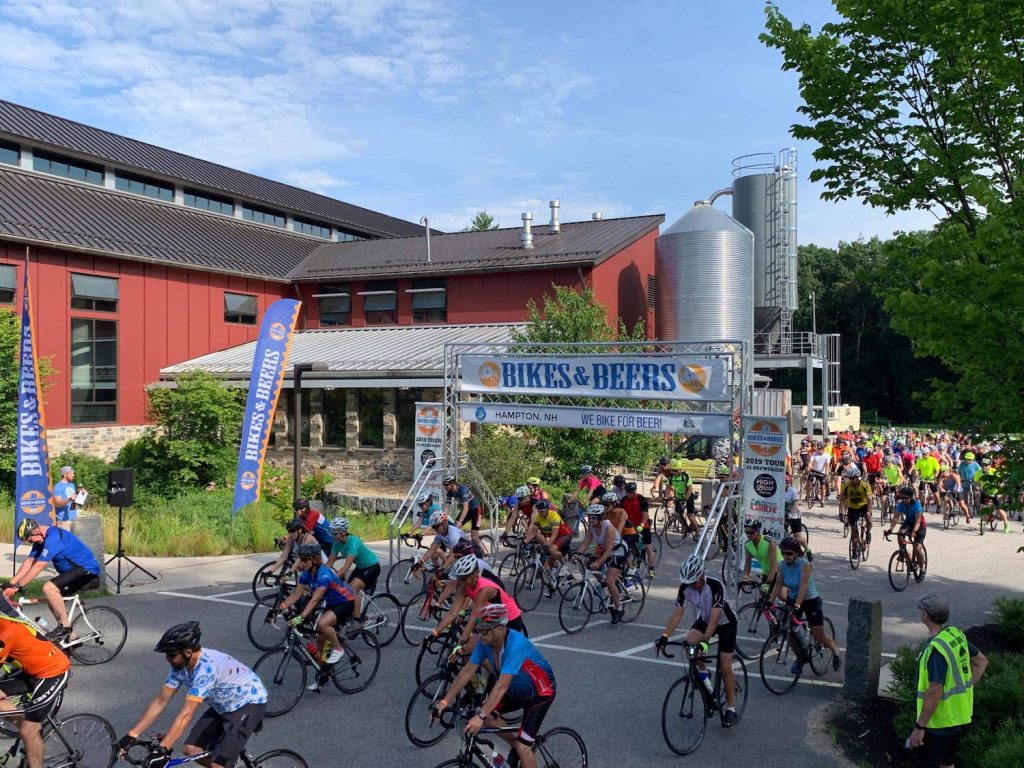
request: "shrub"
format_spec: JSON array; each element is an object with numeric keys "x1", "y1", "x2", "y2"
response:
[
  {"x1": 885, "y1": 642, "x2": 923, "y2": 737},
  {"x1": 463, "y1": 426, "x2": 545, "y2": 497},
  {"x1": 49, "y1": 452, "x2": 110, "y2": 498},
  {"x1": 301, "y1": 470, "x2": 335, "y2": 502},
  {"x1": 969, "y1": 718, "x2": 1024, "y2": 768},
  {"x1": 993, "y1": 596, "x2": 1024, "y2": 647}
]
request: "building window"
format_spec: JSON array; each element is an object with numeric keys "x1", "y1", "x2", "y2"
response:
[
  {"x1": 410, "y1": 278, "x2": 447, "y2": 324},
  {"x1": 361, "y1": 281, "x2": 397, "y2": 325},
  {"x1": 284, "y1": 390, "x2": 311, "y2": 447},
  {"x1": 0, "y1": 140, "x2": 18, "y2": 166},
  {"x1": 396, "y1": 388, "x2": 424, "y2": 449},
  {"x1": 316, "y1": 282, "x2": 350, "y2": 326},
  {"x1": 70, "y1": 273, "x2": 118, "y2": 312},
  {"x1": 242, "y1": 205, "x2": 286, "y2": 228},
  {"x1": 32, "y1": 149, "x2": 103, "y2": 185},
  {"x1": 323, "y1": 389, "x2": 347, "y2": 447},
  {"x1": 293, "y1": 218, "x2": 332, "y2": 239},
  {"x1": 357, "y1": 388, "x2": 384, "y2": 448},
  {"x1": 337, "y1": 230, "x2": 364, "y2": 242},
  {"x1": 70, "y1": 318, "x2": 117, "y2": 423},
  {"x1": 115, "y1": 172, "x2": 173, "y2": 201},
  {"x1": 224, "y1": 292, "x2": 258, "y2": 324},
  {"x1": 184, "y1": 188, "x2": 235, "y2": 216},
  {"x1": 0, "y1": 265, "x2": 15, "y2": 304}
]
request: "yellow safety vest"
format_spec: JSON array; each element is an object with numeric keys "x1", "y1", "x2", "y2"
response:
[{"x1": 916, "y1": 626, "x2": 974, "y2": 729}]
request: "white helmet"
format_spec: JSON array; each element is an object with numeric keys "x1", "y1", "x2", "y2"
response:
[
  {"x1": 586, "y1": 503, "x2": 606, "y2": 518},
  {"x1": 451, "y1": 554, "x2": 479, "y2": 578},
  {"x1": 329, "y1": 517, "x2": 349, "y2": 533},
  {"x1": 842, "y1": 465, "x2": 861, "y2": 478},
  {"x1": 428, "y1": 510, "x2": 447, "y2": 528},
  {"x1": 416, "y1": 491, "x2": 434, "y2": 505},
  {"x1": 600, "y1": 492, "x2": 618, "y2": 504},
  {"x1": 678, "y1": 554, "x2": 705, "y2": 585},
  {"x1": 514, "y1": 485, "x2": 530, "y2": 499}
]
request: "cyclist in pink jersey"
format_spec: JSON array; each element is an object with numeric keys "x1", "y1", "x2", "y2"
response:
[{"x1": 428, "y1": 555, "x2": 527, "y2": 651}]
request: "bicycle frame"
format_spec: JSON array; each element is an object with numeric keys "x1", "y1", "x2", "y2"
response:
[{"x1": 12, "y1": 595, "x2": 99, "y2": 649}]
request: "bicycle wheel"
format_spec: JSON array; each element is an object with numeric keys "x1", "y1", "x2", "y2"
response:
[
  {"x1": 558, "y1": 583, "x2": 594, "y2": 635},
  {"x1": 848, "y1": 535, "x2": 860, "y2": 570},
  {"x1": 333, "y1": 630, "x2": 380, "y2": 693},
  {"x1": 497, "y1": 551, "x2": 527, "y2": 580},
  {"x1": 67, "y1": 605, "x2": 127, "y2": 665},
  {"x1": 477, "y1": 534, "x2": 494, "y2": 559},
  {"x1": 861, "y1": 526, "x2": 870, "y2": 562},
  {"x1": 943, "y1": 504, "x2": 951, "y2": 529},
  {"x1": 42, "y1": 712, "x2": 115, "y2": 768},
  {"x1": 252, "y1": 748, "x2": 311, "y2": 767},
  {"x1": 253, "y1": 647, "x2": 306, "y2": 717},
  {"x1": 660, "y1": 676, "x2": 708, "y2": 755},
  {"x1": 416, "y1": 632, "x2": 455, "y2": 687},
  {"x1": 251, "y1": 561, "x2": 285, "y2": 600},
  {"x1": 401, "y1": 596, "x2": 436, "y2": 648},
  {"x1": 647, "y1": 535, "x2": 662, "y2": 568},
  {"x1": 663, "y1": 514, "x2": 687, "y2": 549},
  {"x1": 720, "y1": 547, "x2": 741, "y2": 587},
  {"x1": 798, "y1": 520, "x2": 810, "y2": 546},
  {"x1": 650, "y1": 504, "x2": 666, "y2": 537},
  {"x1": 809, "y1": 616, "x2": 837, "y2": 676},
  {"x1": 733, "y1": 602, "x2": 774, "y2": 662},
  {"x1": 362, "y1": 592, "x2": 401, "y2": 648},
  {"x1": 405, "y1": 673, "x2": 455, "y2": 747},
  {"x1": 618, "y1": 576, "x2": 646, "y2": 624},
  {"x1": 887, "y1": 550, "x2": 910, "y2": 592},
  {"x1": 386, "y1": 558, "x2": 427, "y2": 606},
  {"x1": 535, "y1": 726, "x2": 587, "y2": 768},
  {"x1": 247, "y1": 595, "x2": 289, "y2": 651},
  {"x1": 514, "y1": 564, "x2": 546, "y2": 613},
  {"x1": 758, "y1": 631, "x2": 801, "y2": 695},
  {"x1": 716, "y1": 655, "x2": 749, "y2": 723}
]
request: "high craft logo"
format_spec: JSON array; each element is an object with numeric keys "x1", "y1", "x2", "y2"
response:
[
  {"x1": 477, "y1": 361, "x2": 501, "y2": 388},
  {"x1": 239, "y1": 470, "x2": 257, "y2": 491},
  {"x1": 747, "y1": 419, "x2": 785, "y2": 458},
  {"x1": 677, "y1": 364, "x2": 708, "y2": 394},
  {"x1": 268, "y1": 322, "x2": 287, "y2": 342},
  {"x1": 19, "y1": 489, "x2": 46, "y2": 516},
  {"x1": 417, "y1": 405, "x2": 441, "y2": 437}
]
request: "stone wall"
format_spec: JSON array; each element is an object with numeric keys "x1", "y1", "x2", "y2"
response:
[
  {"x1": 266, "y1": 448, "x2": 414, "y2": 484},
  {"x1": 48, "y1": 425, "x2": 149, "y2": 461}
]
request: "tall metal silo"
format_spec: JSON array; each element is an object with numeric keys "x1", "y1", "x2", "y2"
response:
[{"x1": 655, "y1": 202, "x2": 754, "y2": 351}]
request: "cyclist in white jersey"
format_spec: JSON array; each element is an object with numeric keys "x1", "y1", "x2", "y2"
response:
[{"x1": 573, "y1": 504, "x2": 627, "y2": 624}]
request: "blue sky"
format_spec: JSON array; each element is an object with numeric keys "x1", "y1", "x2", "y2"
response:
[{"x1": 0, "y1": 0, "x2": 935, "y2": 245}]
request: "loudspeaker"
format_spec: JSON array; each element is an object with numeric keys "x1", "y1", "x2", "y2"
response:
[{"x1": 107, "y1": 468, "x2": 134, "y2": 507}]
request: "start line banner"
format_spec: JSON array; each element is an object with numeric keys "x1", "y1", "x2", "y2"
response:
[
  {"x1": 741, "y1": 415, "x2": 788, "y2": 543},
  {"x1": 461, "y1": 354, "x2": 729, "y2": 402},
  {"x1": 461, "y1": 403, "x2": 731, "y2": 436}
]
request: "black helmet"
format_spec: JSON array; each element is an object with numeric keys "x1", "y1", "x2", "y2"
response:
[
  {"x1": 779, "y1": 537, "x2": 802, "y2": 555},
  {"x1": 285, "y1": 518, "x2": 304, "y2": 534},
  {"x1": 295, "y1": 543, "x2": 322, "y2": 559},
  {"x1": 292, "y1": 498, "x2": 310, "y2": 511},
  {"x1": 154, "y1": 621, "x2": 201, "y2": 653},
  {"x1": 659, "y1": 456, "x2": 670, "y2": 466},
  {"x1": 613, "y1": 474, "x2": 625, "y2": 486},
  {"x1": 898, "y1": 486, "x2": 915, "y2": 499},
  {"x1": 533, "y1": 499, "x2": 551, "y2": 511},
  {"x1": 625, "y1": 481, "x2": 638, "y2": 492}
]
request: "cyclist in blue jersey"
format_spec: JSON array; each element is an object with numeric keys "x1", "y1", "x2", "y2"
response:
[
  {"x1": 885, "y1": 486, "x2": 928, "y2": 574},
  {"x1": 444, "y1": 473, "x2": 485, "y2": 555},
  {"x1": 292, "y1": 498, "x2": 333, "y2": 556},
  {"x1": 435, "y1": 604, "x2": 555, "y2": 768},
  {"x1": 326, "y1": 517, "x2": 380, "y2": 623}
]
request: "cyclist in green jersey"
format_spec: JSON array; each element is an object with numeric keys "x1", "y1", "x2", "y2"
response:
[
  {"x1": 741, "y1": 519, "x2": 779, "y2": 589},
  {"x1": 667, "y1": 460, "x2": 700, "y2": 540},
  {"x1": 326, "y1": 517, "x2": 380, "y2": 622}
]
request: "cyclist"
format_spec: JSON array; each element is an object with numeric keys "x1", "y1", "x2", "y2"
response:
[
  {"x1": 429, "y1": 554, "x2": 528, "y2": 647},
  {"x1": 666, "y1": 459, "x2": 700, "y2": 540},
  {"x1": 526, "y1": 477, "x2": 550, "y2": 504},
  {"x1": 577, "y1": 465, "x2": 606, "y2": 504},
  {"x1": 292, "y1": 498, "x2": 334, "y2": 556},
  {"x1": 611, "y1": 474, "x2": 627, "y2": 502},
  {"x1": 268, "y1": 517, "x2": 318, "y2": 574},
  {"x1": 650, "y1": 456, "x2": 672, "y2": 498},
  {"x1": 278, "y1": 543, "x2": 355, "y2": 674},
  {"x1": 602, "y1": 491, "x2": 628, "y2": 534},
  {"x1": 574, "y1": 503, "x2": 627, "y2": 624},
  {"x1": 915, "y1": 451, "x2": 941, "y2": 512},
  {"x1": 884, "y1": 487, "x2": 927, "y2": 575},
  {"x1": 621, "y1": 482, "x2": 656, "y2": 577},
  {"x1": 807, "y1": 443, "x2": 830, "y2": 506},
  {"x1": 768, "y1": 538, "x2": 842, "y2": 674},
  {"x1": 434, "y1": 604, "x2": 555, "y2": 768},
  {"x1": 741, "y1": 518, "x2": 779, "y2": 588},
  {"x1": 421, "y1": 510, "x2": 476, "y2": 564},
  {"x1": 444, "y1": 473, "x2": 486, "y2": 556},
  {"x1": 501, "y1": 485, "x2": 534, "y2": 543},
  {"x1": 976, "y1": 463, "x2": 1009, "y2": 533},
  {"x1": 326, "y1": 517, "x2": 380, "y2": 624},
  {"x1": 836, "y1": 457, "x2": 856, "y2": 521},
  {"x1": 4, "y1": 519, "x2": 101, "y2": 639},
  {"x1": 863, "y1": 443, "x2": 884, "y2": 492},
  {"x1": 0, "y1": 614, "x2": 70, "y2": 768},
  {"x1": 839, "y1": 467, "x2": 873, "y2": 548},
  {"x1": 783, "y1": 475, "x2": 806, "y2": 546},
  {"x1": 410, "y1": 491, "x2": 441, "y2": 536},
  {"x1": 655, "y1": 554, "x2": 739, "y2": 727},
  {"x1": 956, "y1": 452, "x2": 981, "y2": 524},
  {"x1": 937, "y1": 469, "x2": 964, "y2": 527},
  {"x1": 118, "y1": 622, "x2": 266, "y2": 768},
  {"x1": 524, "y1": 500, "x2": 572, "y2": 566}
]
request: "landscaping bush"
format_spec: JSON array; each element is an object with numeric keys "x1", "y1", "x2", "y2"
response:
[
  {"x1": 49, "y1": 451, "x2": 110, "y2": 498},
  {"x1": 993, "y1": 596, "x2": 1024, "y2": 647},
  {"x1": 885, "y1": 642, "x2": 924, "y2": 737},
  {"x1": 969, "y1": 718, "x2": 1024, "y2": 768},
  {"x1": 463, "y1": 426, "x2": 545, "y2": 497}
]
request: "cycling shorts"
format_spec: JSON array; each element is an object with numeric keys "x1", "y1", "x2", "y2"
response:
[
  {"x1": 323, "y1": 601, "x2": 355, "y2": 625},
  {"x1": 846, "y1": 506, "x2": 869, "y2": 525},
  {"x1": 691, "y1": 616, "x2": 737, "y2": 655},
  {"x1": 809, "y1": 470, "x2": 826, "y2": 481},
  {"x1": 51, "y1": 566, "x2": 98, "y2": 596},
  {"x1": 0, "y1": 670, "x2": 68, "y2": 723},
  {"x1": 498, "y1": 692, "x2": 553, "y2": 744},
  {"x1": 350, "y1": 563, "x2": 380, "y2": 593},
  {"x1": 671, "y1": 495, "x2": 696, "y2": 515},
  {"x1": 792, "y1": 595, "x2": 825, "y2": 629},
  {"x1": 899, "y1": 527, "x2": 926, "y2": 544},
  {"x1": 606, "y1": 553, "x2": 628, "y2": 571},
  {"x1": 461, "y1": 505, "x2": 483, "y2": 531},
  {"x1": 918, "y1": 480, "x2": 938, "y2": 493},
  {"x1": 552, "y1": 533, "x2": 572, "y2": 554},
  {"x1": 187, "y1": 702, "x2": 265, "y2": 767},
  {"x1": 979, "y1": 493, "x2": 1000, "y2": 507}
]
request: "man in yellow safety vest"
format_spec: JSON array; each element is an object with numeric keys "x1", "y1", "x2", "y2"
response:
[{"x1": 908, "y1": 593, "x2": 988, "y2": 768}]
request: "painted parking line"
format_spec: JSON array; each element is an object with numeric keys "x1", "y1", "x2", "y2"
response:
[
  {"x1": 158, "y1": 591, "x2": 252, "y2": 607},
  {"x1": 207, "y1": 589, "x2": 257, "y2": 599},
  {"x1": 530, "y1": 629, "x2": 569, "y2": 642}
]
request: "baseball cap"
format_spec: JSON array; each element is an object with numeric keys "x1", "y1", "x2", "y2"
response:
[
  {"x1": 916, "y1": 593, "x2": 949, "y2": 623},
  {"x1": 59, "y1": 465, "x2": 74, "y2": 476}
]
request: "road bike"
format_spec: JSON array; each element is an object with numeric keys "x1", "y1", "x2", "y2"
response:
[
  {"x1": 400, "y1": 562, "x2": 453, "y2": 648},
  {"x1": 733, "y1": 579, "x2": 781, "y2": 662},
  {"x1": 250, "y1": 540, "x2": 296, "y2": 601},
  {"x1": 385, "y1": 534, "x2": 437, "y2": 605},
  {"x1": 656, "y1": 639, "x2": 748, "y2": 755},
  {"x1": 124, "y1": 733, "x2": 308, "y2": 768},
  {"x1": 941, "y1": 493, "x2": 960, "y2": 529},
  {"x1": 757, "y1": 604, "x2": 836, "y2": 695},
  {"x1": 11, "y1": 595, "x2": 127, "y2": 666},
  {"x1": 884, "y1": 531, "x2": 928, "y2": 592},
  {"x1": 847, "y1": 512, "x2": 869, "y2": 570},
  {"x1": 557, "y1": 557, "x2": 646, "y2": 634},
  {"x1": 512, "y1": 544, "x2": 579, "y2": 612},
  {"x1": 803, "y1": 473, "x2": 826, "y2": 508},
  {"x1": 0, "y1": 700, "x2": 114, "y2": 768}
]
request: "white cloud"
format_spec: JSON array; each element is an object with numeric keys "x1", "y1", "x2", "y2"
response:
[{"x1": 280, "y1": 169, "x2": 353, "y2": 194}]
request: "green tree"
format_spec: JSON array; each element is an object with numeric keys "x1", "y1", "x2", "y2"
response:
[
  {"x1": 462, "y1": 426, "x2": 545, "y2": 498},
  {"x1": 463, "y1": 211, "x2": 500, "y2": 231}
]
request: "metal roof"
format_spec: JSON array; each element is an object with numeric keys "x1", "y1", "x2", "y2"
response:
[
  {"x1": 0, "y1": 167, "x2": 317, "y2": 279},
  {"x1": 0, "y1": 99, "x2": 424, "y2": 238},
  {"x1": 161, "y1": 322, "x2": 524, "y2": 377},
  {"x1": 290, "y1": 214, "x2": 665, "y2": 280}
]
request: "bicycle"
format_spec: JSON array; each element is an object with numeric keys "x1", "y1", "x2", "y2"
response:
[
  {"x1": 884, "y1": 531, "x2": 928, "y2": 592},
  {"x1": 847, "y1": 511, "x2": 869, "y2": 570},
  {"x1": 557, "y1": 556, "x2": 646, "y2": 634},
  {"x1": 250, "y1": 540, "x2": 296, "y2": 601},
  {"x1": 430, "y1": 705, "x2": 587, "y2": 768},
  {"x1": 941, "y1": 493, "x2": 960, "y2": 529},
  {"x1": 624, "y1": 530, "x2": 661, "y2": 581},
  {"x1": 757, "y1": 604, "x2": 836, "y2": 695},
  {"x1": 252, "y1": 618, "x2": 380, "y2": 717},
  {"x1": 512, "y1": 544, "x2": 579, "y2": 612},
  {"x1": 656, "y1": 639, "x2": 749, "y2": 755},
  {"x1": 0, "y1": 700, "x2": 114, "y2": 768},
  {"x1": 385, "y1": 534, "x2": 437, "y2": 606},
  {"x1": 733, "y1": 579, "x2": 780, "y2": 662},
  {"x1": 124, "y1": 733, "x2": 308, "y2": 768},
  {"x1": 400, "y1": 562, "x2": 453, "y2": 648},
  {"x1": 803, "y1": 473, "x2": 826, "y2": 508},
  {"x1": 10, "y1": 595, "x2": 127, "y2": 666}
]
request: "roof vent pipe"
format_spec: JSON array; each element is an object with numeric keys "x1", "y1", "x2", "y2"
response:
[
  {"x1": 521, "y1": 212, "x2": 534, "y2": 249},
  {"x1": 419, "y1": 216, "x2": 431, "y2": 262},
  {"x1": 549, "y1": 200, "x2": 560, "y2": 234},
  {"x1": 592, "y1": 212, "x2": 603, "y2": 221}
]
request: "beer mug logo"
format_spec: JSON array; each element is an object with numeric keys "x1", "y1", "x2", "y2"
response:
[
  {"x1": 678, "y1": 364, "x2": 708, "y2": 394},
  {"x1": 19, "y1": 490, "x2": 46, "y2": 516},
  {"x1": 239, "y1": 471, "x2": 257, "y2": 491},
  {"x1": 268, "y1": 322, "x2": 287, "y2": 341},
  {"x1": 478, "y1": 362, "x2": 500, "y2": 388},
  {"x1": 748, "y1": 420, "x2": 784, "y2": 458}
]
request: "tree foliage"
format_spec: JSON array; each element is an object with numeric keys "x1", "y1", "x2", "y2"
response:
[
  {"x1": 463, "y1": 211, "x2": 500, "y2": 231},
  {"x1": 462, "y1": 426, "x2": 545, "y2": 498}
]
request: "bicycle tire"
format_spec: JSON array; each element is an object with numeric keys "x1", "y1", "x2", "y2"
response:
[
  {"x1": 888, "y1": 550, "x2": 910, "y2": 592},
  {"x1": 251, "y1": 561, "x2": 288, "y2": 601},
  {"x1": 733, "y1": 602, "x2": 773, "y2": 662},
  {"x1": 663, "y1": 515, "x2": 687, "y2": 549},
  {"x1": 558, "y1": 583, "x2": 594, "y2": 635},
  {"x1": 251, "y1": 748, "x2": 311, "y2": 767},
  {"x1": 401, "y1": 595, "x2": 436, "y2": 648},
  {"x1": 758, "y1": 631, "x2": 801, "y2": 695},
  {"x1": 247, "y1": 595, "x2": 289, "y2": 651},
  {"x1": 497, "y1": 551, "x2": 527, "y2": 580},
  {"x1": 405, "y1": 672, "x2": 456, "y2": 747},
  {"x1": 514, "y1": 564, "x2": 546, "y2": 613},
  {"x1": 848, "y1": 535, "x2": 860, "y2": 570},
  {"x1": 67, "y1": 605, "x2": 127, "y2": 665},
  {"x1": 861, "y1": 525, "x2": 870, "y2": 562},
  {"x1": 477, "y1": 534, "x2": 494, "y2": 559},
  {"x1": 416, "y1": 631, "x2": 456, "y2": 688},
  {"x1": 716, "y1": 654, "x2": 749, "y2": 723},
  {"x1": 535, "y1": 726, "x2": 588, "y2": 768},
  {"x1": 430, "y1": 759, "x2": 485, "y2": 768},
  {"x1": 809, "y1": 616, "x2": 837, "y2": 676},
  {"x1": 253, "y1": 647, "x2": 306, "y2": 717},
  {"x1": 42, "y1": 712, "x2": 115, "y2": 768},
  {"x1": 660, "y1": 676, "x2": 708, "y2": 755},
  {"x1": 386, "y1": 558, "x2": 427, "y2": 606},
  {"x1": 333, "y1": 630, "x2": 380, "y2": 693},
  {"x1": 650, "y1": 504, "x2": 666, "y2": 537},
  {"x1": 362, "y1": 592, "x2": 401, "y2": 648},
  {"x1": 618, "y1": 576, "x2": 646, "y2": 624},
  {"x1": 916, "y1": 545, "x2": 929, "y2": 582}
]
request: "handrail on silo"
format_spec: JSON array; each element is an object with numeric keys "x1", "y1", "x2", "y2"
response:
[{"x1": 732, "y1": 152, "x2": 779, "y2": 177}]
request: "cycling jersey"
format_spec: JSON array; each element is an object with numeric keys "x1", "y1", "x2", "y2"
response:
[
  {"x1": 778, "y1": 556, "x2": 819, "y2": 600},
  {"x1": 298, "y1": 565, "x2": 355, "y2": 608},
  {"x1": 863, "y1": 452, "x2": 883, "y2": 474},
  {"x1": 299, "y1": 510, "x2": 334, "y2": 551},
  {"x1": 164, "y1": 648, "x2": 267, "y2": 715},
  {"x1": 784, "y1": 486, "x2": 798, "y2": 512},
  {"x1": 915, "y1": 456, "x2": 940, "y2": 481},
  {"x1": 621, "y1": 494, "x2": 649, "y2": 528},
  {"x1": 895, "y1": 500, "x2": 926, "y2": 530},
  {"x1": 840, "y1": 481, "x2": 871, "y2": 509},
  {"x1": 677, "y1": 576, "x2": 735, "y2": 625},
  {"x1": 435, "y1": 523, "x2": 472, "y2": 550},
  {"x1": 577, "y1": 475, "x2": 602, "y2": 495},
  {"x1": 882, "y1": 464, "x2": 902, "y2": 486},
  {"x1": 592, "y1": 519, "x2": 624, "y2": 554},
  {"x1": 669, "y1": 472, "x2": 693, "y2": 497},
  {"x1": 29, "y1": 528, "x2": 100, "y2": 575},
  {"x1": 744, "y1": 537, "x2": 779, "y2": 571},
  {"x1": 330, "y1": 534, "x2": 378, "y2": 569},
  {"x1": 532, "y1": 510, "x2": 570, "y2": 538},
  {"x1": 957, "y1": 460, "x2": 981, "y2": 484},
  {"x1": 0, "y1": 616, "x2": 69, "y2": 678},
  {"x1": 464, "y1": 577, "x2": 522, "y2": 622},
  {"x1": 469, "y1": 629, "x2": 555, "y2": 699},
  {"x1": 447, "y1": 484, "x2": 480, "y2": 512},
  {"x1": 940, "y1": 475, "x2": 961, "y2": 492}
]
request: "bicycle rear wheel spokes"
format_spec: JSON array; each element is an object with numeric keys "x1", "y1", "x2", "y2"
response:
[
  {"x1": 253, "y1": 647, "x2": 306, "y2": 717},
  {"x1": 758, "y1": 631, "x2": 801, "y2": 695},
  {"x1": 716, "y1": 655, "x2": 749, "y2": 723},
  {"x1": 733, "y1": 602, "x2": 773, "y2": 662},
  {"x1": 809, "y1": 617, "x2": 836, "y2": 676},
  {"x1": 362, "y1": 593, "x2": 401, "y2": 648},
  {"x1": 535, "y1": 726, "x2": 588, "y2": 768},
  {"x1": 334, "y1": 630, "x2": 381, "y2": 694},
  {"x1": 887, "y1": 550, "x2": 910, "y2": 592},
  {"x1": 405, "y1": 672, "x2": 456, "y2": 747},
  {"x1": 848, "y1": 535, "x2": 860, "y2": 570},
  {"x1": 252, "y1": 748, "x2": 311, "y2": 767},
  {"x1": 558, "y1": 583, "x2": 594, "y2": 635},
  {"x1": 67, "y1": 605, "x2": 128, "y2": 665},
  {"x1": 514, "y1": 563, "x2": 546, "y2": 613},
  {"x1": 43, "y1": 712, "x2": 115, "y2": 768},
  {"x1": 248, "y1": 596, "x2": 289, "y2": 651},
  {"x1": 400, "y1": 596, "x2": 436, "y2": 648},
  {"x1": 386, "y1": 558, "x2": 427, "y2": 606},
  {"x1": 477, "y1": 534, "x2": 494, "y2": 559},
  {"x1": 663, "y1": 515, "x2": 687, "y2": 549},
  {"x1": 617, "y1": 576, "x2": 646, "y2": 623},
  {"x1": 660, "y1": 676, "x2": 708, "y2": 755},
  {"x1": 497, "y1": 551, "x2": 527, "y2": 581}
]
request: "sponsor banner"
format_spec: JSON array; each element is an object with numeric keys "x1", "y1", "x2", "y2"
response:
[
  {"x1": 414, "y1": 402, "x2": 443, "y2": 486},
  {"x1": 233, "y1": 299, "x2": 301, "y2": 514},
  {"x1": 741, "y1": 415, "x2": 788, "y2": 543},
  {"x1": 15, "y1": 255, "x2": 54, "y2": 540},
  {"x1": 461, "y1": 355, "x2": 729, "y2": 401},
  {"x1": 461, "y1": 403, "x2": 730, "y2": 436}
]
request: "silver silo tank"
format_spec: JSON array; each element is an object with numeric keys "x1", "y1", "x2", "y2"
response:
[
  {"x1": 655, "y1": 202, "x2": 754, "y2": 348},
  {"x1": 732, "y1": 172, "x2": 780, "y2": 337}
]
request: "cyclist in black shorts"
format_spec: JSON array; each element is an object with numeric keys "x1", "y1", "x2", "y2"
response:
[{"x1": 444, "y1": 473, "x2": 485, "y2": 555}]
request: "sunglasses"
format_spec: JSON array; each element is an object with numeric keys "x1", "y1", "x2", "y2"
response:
[
  {"x1": 743, "y1": 529, "x2": 758, "y2": 536},
  {"x1": 781, "y1": 551, "x2": 798, "y2": 558},
  {"x1": 476, "y1": 626, "x2": 498, "y2": 636}
]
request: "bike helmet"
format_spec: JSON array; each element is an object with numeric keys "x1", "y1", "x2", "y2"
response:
[
  {"x1": 292, "y1": 498, "x2": 310, "y2": 511},
  {"x1": 329, "y1": 517, "x2": 349, "y2": 533},
  {"x1": 514, "y1": 485, "x2": 530, "y2": 499},
  {"x1": 586, "y1": 503, "x2": 606, "y2": 518},
  {"x1": 533, "y1": 499, "x2": 551, "y2": 511},
  {"x1": 295, "y1": 543, "x2": 322, "y2": 559},
  {"x1": 659, "y1": 456, "x2": 670, "y2": 467},
  {"x1": 842, "y1": 465, "x2": 861, "y2": 478},
  {"x1": 527, "y1": 476, "x2": 542, "y2": 486},
  {"x1": 982, "y1": 457, "x2": 992, "y2": 466},
  {"x1": 452, "y1": 539, "x2": 475, "y2": 556},
  {"x1": 285, "y1": 518, "x2": 304, "y2": 534},
  {"x1": 441, "y1": 472, "x2": 457, "y2": 485},
  {"x1": 475, "y1": 603, "x2": 509, "y2": 629},
  {"x1": 841, "y1": 454, "x2": 853, "y2": 465},
  {"x1": 452, "y1": 554, "x2": 479, "y2": 578},
  {"x1": 612, "y1": 474, "x2": 625, "y2": 486},
  {"x1": 601, "y1": 492, "x2": 618, "y2": 504},
  {"x1": 963, "y1": 451, "x2": 975, "y2": 460},
  {"x1": 898, "y1": 486, "x2": 915, "y2": 499},
  {"x1": 416, "y1": 491, "x2": 434, "y2": 505},
  {"x1": 579, "y1": 465, "x2": 592, "y2": 476},
  {"x1": 779, "y1": 537, "x2": 802, "y2": 555},
  {"x1": 16, "y1": 519, "x2": 38, "y2": 541},
  {"x1": 669, "y1": 458, "x2": 685, "y2": 471},
  {"x1": 154, "y1": 621, "x2": 201, "y2": 653},
  {"x1": 678, "y1": 554, "x2": 705, "y2": 585},
  {"x1": 428, "y1": 510, "x2": 447, "y2": 528},
  {"x1": 743, "y1": 518, "x2": 762, "y2": 531},
  {"x1": 625, "y1": 482, "x2": 638, "y2": 492}
]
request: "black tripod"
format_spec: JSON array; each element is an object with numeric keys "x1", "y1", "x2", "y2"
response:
[{"x1": 104, "y1": 505, "x2": 156, "y2": 594}]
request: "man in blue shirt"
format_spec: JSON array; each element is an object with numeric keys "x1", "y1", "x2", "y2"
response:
[
  {"x1": 4, "y1": 520, "x2": 101, "y2": 639},
  {"x1": 51, "y1": 466, "x2": 85, "y2": 531}
]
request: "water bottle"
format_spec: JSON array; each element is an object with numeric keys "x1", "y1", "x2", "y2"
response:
[
  {"x1": 35, "y1": 617, "x2": 49, "y2": 632},
  {"x1": 321, "y1": 644, "x2": 331, "y2": 663},
  {"x1": 306, "y1": 641, "x2": 319, "y2": 658},
  {"x1": 698, "y1": 670, "x2": 714, "y2": 697},
  {"x1": 491, "y1": 751, "x2": 507, "y2": 767}
]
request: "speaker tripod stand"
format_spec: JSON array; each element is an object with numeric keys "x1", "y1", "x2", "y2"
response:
[{"x1": 104, "y1": 505, "x2": 156, "y2": 594}]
